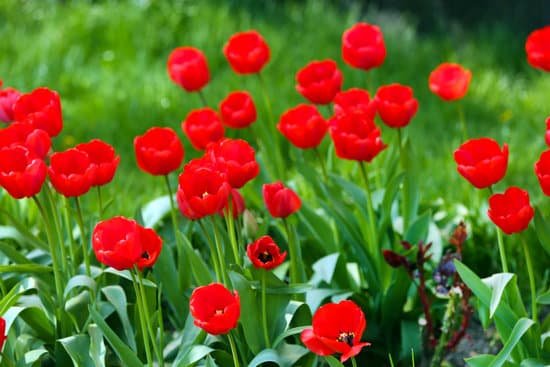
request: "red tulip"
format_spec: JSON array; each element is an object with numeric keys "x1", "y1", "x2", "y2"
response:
[
  {"x1": 190, "y1": 283, "x2": 240, "y2": 335},
  {"x1": 0, "y1": 121, "x2": 51, "y2": 158},
  {"x1": 223, "y1": 30, "x2": 270, "y2": 74},
  {"x1": 296, "y1": 60, "x2": 343, "y2": 105},
  {"x1": 219, "y1": 91, "x2": 257, "y2": 129},
  {"x1": 374, "y1": 84, "x2": 418, "y2": 128},
  {"x1": 277, "y1": 104, "x2": 327, "y2": 149},
  {"x1": 219, "y1": 188, "x2": 245, "y2": 218},
  {"x1": 134, "y1": 127, "x2": 184, "y2": 176},
  {"x1": 535, "y1": 150, "x2": 550, "y2": 196},
  {"x1": 76, "y1": 139, "x2": 120, "y2": 187},
  {"x1": 246, "y1": 235, "x2": 287, "y2": 270},
  {"x1": 301, "y1": 300, "x2": 370, "y2": 362},
  {"x1": 206, "y1": 138, "x2": 259, "y2": 188},
  {"x1": 329, "y1": 110, "x2": 387, "y2": 162},
  {"x1": 0, "y1": 145, "x2": 47, "y2": 199},
  {"x1": 342, "y1": 22, "x2": 386, "y2": 71},
  {"x1": 333, "y1": 88, "x2": 376, "y2": 118},
  {"x1": 48, "y1": 148, "x2": 94, "y2": 197},
  {"x1": 488, "y1": 187, "x2": 534, "y2": 235},
  {"x1": 525, "y1": 26, "x2": 550, "y2": 72},
  {"x1": 182, "y1": 108, "x2": 224, "y2": 150},
  {"x1": 167, "y1": 47, "x2": 210, "y2": 92},
  {"x1": 429, "y1": 63, "x2": 472, "y2": 101},
  {"x1": 262, "y1": 181, "x2": 301, "y2": 218},
  {"x1": 453, "y1": 138, "x2": 508, "y2": 189},
  {"x1": 13, "y1": 87, "x2": 63, "y2": 137},
  {"x1": 0, "y1": 317, "x2": 5, "y2": 351},
  {"x1": 545, "y1": 117, "x2": 550, "y2": 146},
  {"x1": 176, "y1": 158, "x2": 231, "y2": 220},
  {"x1": 0, "y1": 81, "x2": 21, "y2": 123},
  {"x1": 92, "y1": 216, "x2": 162, "y2": 271}
]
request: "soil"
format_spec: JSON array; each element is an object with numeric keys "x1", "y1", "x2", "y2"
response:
[{"x1": 443, "y1": 318, "x2": 501, "y2": 366}]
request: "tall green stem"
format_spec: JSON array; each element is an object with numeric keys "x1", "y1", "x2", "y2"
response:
[
  {"x1": 457, "y1": 103, "x2": 467, "y2": 141},
  {"x1": 351, "y1": 357, "x2": 358, "y2": 367},
  {"x1": 261, "y1": 271, "x2": 271, "y2": 348},
  {"x1": 225, "y1": 209, "x2": 241, "y2": 266},
  {"x1": 211, "y1": 217, "x2": 229, "y2": 285},
  {"x1": 397, "y1": 128, "x2": 411, "y2": 231},
  {"x1": 198, "y1": 90, "x2": 208, "y2": 106},
  {"x1": 63, "y1": 197, "x2": 78, "y2": 273},
  {"x1": 97, "y1": 186, "x2": 104, "y2": 218},
  {"x1": 130, "y1": 271, "x2": 153, "y2": 367},
  {"x1": 44, "y1": 185, "x2": 68, "y2": 275},
  {"x1": 227, "y1": 332, "x2": 241, "y2": 367},
  {"x1": 198, "y1": 220, "x2": 222, "y2": 283},
  {"x1": 358, "y1": 162, "x2": 378, "y2": 248},
  {"x1": 521, "y1": 239, "x2": 537, "y2": 321},
  {"x1": 136, "y1": 269, "x2": 164, "y2": 367},
  {"x1": 283, "y1": 219, "x2": 305, "y2": 285},
  {"x1": 313, "y1": 147, "x2": 328, "y2": 182},
  {"x1": 74, "y1": 196, "x2": 91, "y2": 276}
]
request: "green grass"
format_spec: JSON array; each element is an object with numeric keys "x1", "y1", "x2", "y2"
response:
[{"x1": 1, "y1": 0, "x2": 549, "y2": 218}]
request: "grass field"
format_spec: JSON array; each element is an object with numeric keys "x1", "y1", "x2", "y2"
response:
[{"x1": 1, "y1": 0, "x2": 549, "y2": 218}]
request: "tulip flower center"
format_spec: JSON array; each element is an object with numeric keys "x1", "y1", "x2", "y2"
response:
[
  {"x1": 337, "y1": 332, "x2": 355, "y2": 346},
  {"x1": 141, "y1": 251, "x2": 150, "y2": 259},
  {"x1": 258, "y1": 251, "x2": 273, "y2": 263},
  {"x1": 201, "y1": 191, "x2": 210, "y2": 199},
  {"x1": 215, "y1": 309, "x2": 225, "y2": 315}
]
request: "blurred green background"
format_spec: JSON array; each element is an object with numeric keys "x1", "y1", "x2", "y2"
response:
[{"x1": 1, "y1": 0, "x2": 549, "y2": 220}]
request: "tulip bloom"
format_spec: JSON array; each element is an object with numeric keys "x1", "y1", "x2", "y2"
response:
[
  {"x1": 223, "y1": 30, "x2": 270, "y2": 74},
  {"x1": 167, "y1": 47, "x2": 210, "y2": 92},
  {"x1": 488, "y1": 187, "x2": 534, "y2": 235},
  {"x1": 262, "y1": 181, "x2": 301, "y2": 218},
  {"x1": 301, "y1": 300, "x2": 370, "y2": 362},
  {"x1": 0, "y1": 121, "x2": 51, "y2": 158},
  {"x1": 0, "y1": 81, "x2": 21, "y2": 123},
  {"x1": 0, "y1": 317, "x2": 5, "y2": 351},
  {"x1": 525, "y1": 26, "x2": 550, "y2": 72},
  {"x1": 341, "y1": 22, "x2": 386, "y2": 71},
  {"x1": 13, "y1": 87, "x2": 63, "y2": 137},
  {"x1": 333, "y1": 88, "x2": 376, "y2": 118},
  {"x1": 219, "y1": 188, "x2": 245, "y2": 219},
  {"x1": 219, "y1": 91, "x2": 257, "y2": 129},
  {"x1": 429, "y1": 63, "x2": 472, "y2": 101},
  {"x1": 329, "y1": 110, "x2": 387, "y2": 162},
  {"x1": 278, "y1": 104, "x2": 327, "y2": 149},
  {"x1": 247, "y1": 235, "x2": 287, "y2": 270},
  {"x1": 545, "y1": 117, "x2": 550, "y2": 146},
  {"x1": 182, "y1": 108, "x2": 224, "y2": 150},
  {"x1": 190, "y1": 283, "x2": 240, "y2": 335},
  {"x1": 295, "y1": 60, "x2": 343, "y2": 105},
  {"x1": 49, "y1": 148, "x2": 95, "y2": 197},
  {"x1": 535, "y1": 150, "x2": 550, "y2": 196},
  {"x1": 0, "y1": 145, "x2": 47, "y2": 199},
  {"x1": 76, "y1": 139, "x2": 120, "y2": 187},
  {"x1": 374, "y1": 84, "x2": 418, "y2": 128},
  {"x1": 206, "y1": 138, "x2": 259, "y2": 189},
  {"x1": 176, "y1": 158, "x2": 231, "y2": 220},
  {"x1": 134, "y1": 127, "x2": 184, "y2": 176},
  {"x1": 92, "y1": 216, "x2": 163, "y2": 270},
  {"x1": 453, "y1": 138, "x2": 508, "y2": 189}
]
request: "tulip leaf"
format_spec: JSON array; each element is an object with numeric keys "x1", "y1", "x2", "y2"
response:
[
  {"x1": 89, "y1": 306, "x2": 144, "y2": 367},
  {"x1": 59, "y1": 334, "x2": 96, "y2": 367},
  {"x1": 272, "y1": 326, "x2": 309, "y2": 348},
  {"x1": 0, "y1": 210, "x2": 49, "y2": 251},
  {"x1": 536, "y1": 288, "x2": 550, "y2": 305},
  {"x1": 324, "y1": 356, "x2": 345, "y2": 367},
  {"x1": 248, "y1": 349, "x2": 282, "y2": 367},
  {"x1": 404, "y1": 211, "x2": 431, "y2": 244},
  {"x1": 88, "y1": 324, "x2": 106, "y2": 367},
  {"x1": 520, "y1": 359, "x2": 548, "y2": 367},
  {"x1": 533, "y1": 208, "x2": 550, "y2": 256},
  {"x1": 173, "y1": 345, "x2": 214, "y2": 367},
  {"x1": 141, "y1": 195, "x2": 171, "y2": 228},
  {"x1": 489, "y1": 318, "x2": 535, "y2": 367},
  {"x1": 482, "y1": 273, "x2": 514, "y2": 318},
  {"x1": 64, "y1": 275, "x2": 97, "y2": 299},
  {"x1": 466, "y1": 355, "x2": 496, "y2": 367},
  {"x1": 101, "y1": 285, "x2": 137, "y2": 351},
  {"x1": 0, "y1": 240, "x2": 33, "y2": 264}
]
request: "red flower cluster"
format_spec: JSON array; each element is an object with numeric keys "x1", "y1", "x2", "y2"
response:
[
  {"x1": 301, "y1": 300, "x2": 370, "y2": 362},
  {"x1": 190, "y1": 283, "x2": 240, "y2": 335},
  {"x1": 246, "y1": 235, "x2": 287, "y2": 270},
  {"x1": 0, "y1": 80, "x2": 21, "y2": 123},
  {"x1": 92, "y1": 216, "x2": 163, "y2": 270}
]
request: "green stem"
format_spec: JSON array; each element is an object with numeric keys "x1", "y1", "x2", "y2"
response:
[
  {"x1": 164, "y1": 175, "x2": 182, "y2": 246},
  {"x1": 136, "y1": 269, "x2": 164, "y2": 367},
  {"x1": 324, "y1": 104, "x2": 333, "y2": 117},
  {"x1": 225, "y1": 208, "x2": 241, "y2": 267},
  {"x1": 521, "y1": 239, "x2": 537, "y2": 321},
  {"x1": 313, "y1": 147, "x2": 328, "y2": 182},
  {"x1": 74, "y1": 196, "x2": 91, "y2": 276},
  {"x1": 283, "y1": 219, "x2": 305, "y2": 285},
  {"x1": 44, "y1": 185, "x2": 68, "y2": 276},
  {"x1": 198, "y1": 90, "x2": 208, "y2": 106},
  {"x1": 97, "y1": 186, "x2": 104, "y2": 218},
  {"x1": 397, "y1": 128, "x2": 411, "y2": 231},
  {"x1": 358, "y1": 162, "x2": 378, "y2": 248},
  {"x1": 198, "y1": 220, "x2": 222, "y2": 283},
  {"x1": 351, "y1": 357, "x2": 358, "y2": 367},
  {"x1": 211, "y1": 217, "x2": 229, "y2": 285},
  {"x1": 63, "y1": 197, "x2": 77, "y2": 274},
  {"x1": 261, "y1": 271, "x2": 271, "y2": 348},
  {"x1": 227, "y1": 332, "x2": 241, "y2": 367},
  {"x1": 130, "y1": 271, "x2": 153, "y2": 367},
  {"x1": 488, "y1": 187, "x2": 508, "y2": 272},
  {"x1": 457, "y1": 103, "x2": 467, "y2": 141}
]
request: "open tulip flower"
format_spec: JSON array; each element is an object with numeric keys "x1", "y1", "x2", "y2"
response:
[
  {"x1": 296, "y1": 59, "x2": 343, "y2": 105},
  {"x1": 48, "y1": 148, "x2": 94, "y2": 197},
  {"x1": 219, "y1": 91, "x2": 257, "y2": 129},
  {"x1": 535, "y1": 150, "x2": 550, "y2": 196},
  {"x1": 453, "y1": 138, "x2": 508, "y2": 189},
  {"x1": 206, "y1": 138, "x2": 259, "y2": 188},
  {"x1": 134, "y1": 126, "x2": 184, "y2": 176},
  {"x1": 525, "y1": 25, "x2": 550, "y2": 72},
  {"x1": 342, "y1": 22, "x2": 386, "y2": 71},
  {"x1": 429, "y1": 62, "x2": 472, "y2": 101},
  {"x1": 277, "y1": 104, "x2": 327, "y2": 149},
  {"x1": 374, "y1": 83, "x2": 419, "y2": 128},
  {"x1": 0, "y1": 121, "x2": 51, "y2": 158},
  {"x1": 167, "y1": 46, "x2": 210, "y2": 92},
  {"x1": 333, "y1": 88, "x2": 376, "y2": 118},
  {"x1": 329, "y1": 109, "x2": 387, "y2": 162},
  {"x1": 219, "y1": 188, "x2": 245, "y2": 219},
  {"x1": 182, "y1": 108, "x2": 224, "y2": 150},
  {"x1": 223, "y1": 30, "x2": 270, "y2": 74},
  {"x1": 488, "y1": 187, "x2": 534, "y2": 235},
  {"x1": 0, "y1": 144, "x2": 47, "y2": 199},
  {"x1": 301, "y1": 300, "x2": 370, "y2": 362},
  {"x1": 76, "y1": 139, "x2": 120, "y2": 187},
  {"x1": 190, "y1": 283, "x2": 240, "y2": 335},
  {"x1": 13, "y1": 87, "x2": 63, "y2": 137},
  {"x1": 247, "y1": 235, "x2": 287, "y2": 270},
  {"x1": 0, "y1": 81, "x2": 21, "y2": 123},
  {"x1": 262, "y1": 181, "x2": 301, "y2": 218}
]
